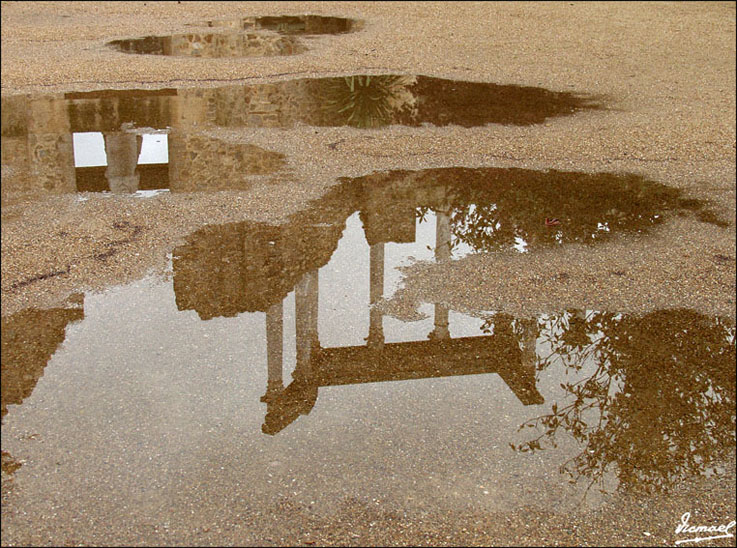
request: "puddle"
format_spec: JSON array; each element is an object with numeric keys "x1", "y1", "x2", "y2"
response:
[
  {"x1": 2, "y1": 79, "x2": 602, "y2": 194},
  {"x1": 109, "y1": 32, "x2": 306, "y2": 58},
  {"x1": 172, "y1": 167, "x2": 717, "y2": 318},
  {"x1": 109, "y1": 15, "x2": 360, "y2": 58},
  {"x1": 1, "y1": 211, "x2": 734, "y2": 521}
]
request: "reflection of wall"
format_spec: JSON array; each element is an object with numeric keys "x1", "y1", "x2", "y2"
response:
[
  {"x1": 167, "y1": 131, "x2": 286, "y2": 192},
  {"x1": 164, "y1": 33, "x2": 305, "y2": 58},
  {"x1": 173, "y1": 218, "x2": 346, "y2": 319},
  {"x1": 26, "y1": 95, "x2": 76, "y2": 193},
  {"x1": 1, "y1": 296, "x2": 84, "y2": 418}
]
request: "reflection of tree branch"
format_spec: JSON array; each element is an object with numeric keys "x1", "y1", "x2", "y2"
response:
[{"x1": 512, "y1": 310, "x2": 736, "y2": 495}]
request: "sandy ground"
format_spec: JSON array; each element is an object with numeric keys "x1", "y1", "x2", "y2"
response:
[{"x1": 1, "y1": 1, "x2": 736, "y2": 546}]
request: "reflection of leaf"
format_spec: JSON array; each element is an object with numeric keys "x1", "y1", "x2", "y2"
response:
[{"x1": 321, "y1": 75, "x2": 417, "y2": 128}]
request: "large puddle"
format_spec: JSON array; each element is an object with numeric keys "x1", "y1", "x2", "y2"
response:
[
  {"x1": 2, "y1": 202, "x2": 735, "y2": 522},
  {"x1": 108, "y1": 15, "x2": 361, "y2": 58}
]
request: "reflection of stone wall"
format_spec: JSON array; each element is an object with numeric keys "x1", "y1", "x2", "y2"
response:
[
  {"x1": 164, "y1": 32, "x2": 305, "y2": 58},
  {"x1": 168, "y1": 131, "x2": 286, "y2": 191},
  {"x1": 1, "y1": 96, "x2": 28, "y2": 138},
  {"x1": 173, "y1": 220, "x2": 344, "y2": 319},
  {"x1": 173, "y1": 184, "x2": 357, "y2": 319},
  {"x1": 26, "y1": 95, "x2": 76, "y2": 193},
  {"x1": 1, "y1": 300, "x2": 84, "y2": 418}
]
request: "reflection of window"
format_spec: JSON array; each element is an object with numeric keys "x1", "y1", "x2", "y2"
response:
[
  {"x1": 72, "y1": 132, "x2": 106, "y2": 167},
  {"x1": 72, "y1": 132, "x2": 168, "y2": 167}
]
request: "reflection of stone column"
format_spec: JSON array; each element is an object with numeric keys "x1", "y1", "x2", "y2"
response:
[
  {"x1": 264, "y1": 300, "x2": 284, "y2": 400},
  {"x1": 435, "y1": 208, "x2": 451, "y2": 261},
  {"x1": 430, "y1": 208, "x2": 451, "y2": 339},
  {"x1": 519, "y1": 318, "x2": 538, "y2": 370},
  {"x1": 27, "y1": 95, "x2": 76, "y2": 193},
  {"x1": 103, "y1": 132, "x2": 142, "y2": 193},
  {"x1": 368, "y1": 242, "x2": 385, "y2": 349},
  {"x1": 431, "y1": 304, "x2": 450, "y2": 340},
  {"x1": 295, "y1": 269, "x2": 319, "y2": 376}
]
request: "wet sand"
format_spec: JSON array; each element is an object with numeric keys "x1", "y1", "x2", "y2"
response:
[{"x1": 2, "y1": 2, "x2": 736, "y2": 546}]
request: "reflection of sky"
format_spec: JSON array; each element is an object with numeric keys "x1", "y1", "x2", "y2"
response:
[
  {"x1": 72, "y1": 132, "x2": 169, "y2": 167},
  {"x1": 316, "y1": 212, "x2": 498, "y2": 349}
]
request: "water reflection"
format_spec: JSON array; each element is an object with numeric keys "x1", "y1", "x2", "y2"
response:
[
  {"x1": 201, "y1": 15, "x2": 360, "y2": 35},
  {"x1": 1, "y1": 79, "x2": 602, "y2": 195},
  {"x1": 512, "y1": 309, "x2": 736, "y2": 494},
  {"x1": 109, "y1": 15, "x2": 360, "y2": 58},
  {"x1": 173, "y1": 166, "x2": 719, "y2": 321},
  {"x1": 109, "y1": 32, "x2": 306, "y2": 58},
  {"x1": 168, "y1": 173, "x2": 735, "y2": 495},
  {"x1": 1, "y1": 296, "x2": 85, "y2": 419}
]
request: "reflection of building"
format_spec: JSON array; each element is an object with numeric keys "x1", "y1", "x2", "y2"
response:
[
  {"x1": 172, "y1": 177, "x2": 546, "y2": 435},
  {"x1": 1, "y1": 295, "x2": 84, "y2": 419},
  {"x1": 1, "y1": 77, "x2": 601, "y2": 195},
  {"x1": 1, "y1": 89, "x2": 287, "y2": 195}
]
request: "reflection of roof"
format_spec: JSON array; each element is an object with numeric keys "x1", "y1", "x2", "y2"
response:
[
  {"x1": 261, "y1": 331, "x2": 544, "y2": 435},
  {"x1": 313, "y1": 335, "x2": 544, "y2": 406}
]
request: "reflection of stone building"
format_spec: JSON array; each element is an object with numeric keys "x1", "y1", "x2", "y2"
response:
[
  {"x1": 110, "y1": 32, "x2": 305, "y2": 58},
  {"x1": 1, "y1": 77, "x2": 602, "y2": 196},
  {"x1": 1, "y1": 89, "x2": 287, "y2": 195},
  {"x1": 172, "y1": 176, "x2": 545, "y2": 435},
  {"x1": 1, "y1": 296, "x2": 84, "y2": 419}
]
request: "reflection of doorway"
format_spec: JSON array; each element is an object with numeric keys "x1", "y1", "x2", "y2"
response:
[{"x1": 73, "y1": 131, "x2": 169, "y2": 193}]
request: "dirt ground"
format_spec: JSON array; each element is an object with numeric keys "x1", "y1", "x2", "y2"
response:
[{"x1": 1, "y1": 2, "x2": 735, "y2": 546}]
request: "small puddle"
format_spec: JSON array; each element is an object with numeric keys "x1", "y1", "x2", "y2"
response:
[
  {"x1": 2, "y1": 80, "x2": 602, "y2": 194},
  {"x1": 108, "y1": 15, "x2": 360, "y2": 58}
]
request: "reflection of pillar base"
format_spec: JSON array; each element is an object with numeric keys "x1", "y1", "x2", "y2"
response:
[
  {"x1": 107, "y1": 174, "x2": 140, "y2": 193},
  {"x1": 260, "y1": 381, "x2": 284, "y2": 403},
  {"x1": 428, "y1": 326, "x2": 450, "y2": 340},
  {"x1": 367, "y1": 329, "x2": 385, "y2": 350}
]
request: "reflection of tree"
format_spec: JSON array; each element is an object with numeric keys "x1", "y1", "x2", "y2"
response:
[
  {"x1": 321, "y1": 75, "x2": 417, "y2": 128},
  {"x1": 512, "y1": 309, "x2": 736, "y2": 494},
  {"x1": 410, "y1": 168, "x2": 720, "y2": 253}
]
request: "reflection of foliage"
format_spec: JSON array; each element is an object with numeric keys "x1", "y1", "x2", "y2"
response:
[
  {"x1": 512, "y1": 309, "x2": 736, "y2": 495},
  {"x1": 321, "y1": 75, "x2": 417, "y2": 128},
  {"x1": 404, "y1": 168, "x2": 723, "y2": 253}
]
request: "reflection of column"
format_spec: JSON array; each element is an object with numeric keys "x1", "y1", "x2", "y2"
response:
[
  {"x1": 435, "y1": 207, "x2": 451, "y2": 262},
  {"x1": 430, "y1": 208, "x2": 451, "y2": 339},
  {"x1": 103, "y1": 132, "x2": 142, "y2": 193},
  {"x1": 520, "y1": 318, "x2": 538, "y2": 370},
  {"x1": 368, "y1": 242, "x2": 385, "y2": 349},
  {"x1": 264, "y1": 300, "x2": 284, "y2": 400},
  {"x1": 431, "y1": 304, "x2": 450, "y2": 340},
  {"x1": 27, "y1": 95, "x2": 76, "y2": 193},
  {"x1": 295, "y1": 269, "x2": 319, "y2": 376}
]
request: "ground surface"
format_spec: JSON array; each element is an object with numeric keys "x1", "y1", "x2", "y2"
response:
[{"x1": 1, "y1": 2, "x2": 735, "y2": 546}]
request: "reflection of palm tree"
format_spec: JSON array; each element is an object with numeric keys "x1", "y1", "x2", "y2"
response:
[
  {"x1": 511, "y1": 309, "x2": 736, "y2": 496},
  {"x1": 321, "y1": 75, "x2": 416, "y2": 128}
]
